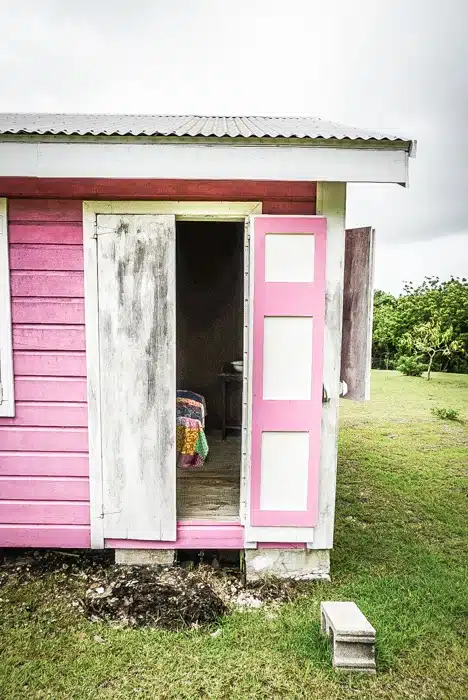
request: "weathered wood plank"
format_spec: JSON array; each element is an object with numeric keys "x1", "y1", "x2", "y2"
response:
[
  {"x1": 0, "y1": 452, "x2": 89, "y2": 476},
  {"x1": 0, "y1": 476, "x2": 89, "y2": 501},
  {"x1": 7, "y1": 199, "x2": 83, "y2": 222},
  {"x1": 106, "y1": 523, "x2": 245, "y2": 550},
  {"x1": 2, "y1": 178, "x2": 317, "y2": 202},
  {"x1": 13, "y1": 351, "x2": 86, "y2": 376},
  {"x1": 0, "y1": 524, "x2": 90, "y2": 548},
  {"x1": 9, "y1": 244, "x2": 84, "y2": 270},
  {"x1": 341, "y1": 227, "x2": 375, "y2": 401},
  {"x1": 14, "y1": 377, "x2": 87, "y2": 402},
  {"x1": 8, "y1": 223, "x2": 83, "y2": 244},
  {"x1": 97, "y1": 214, "x2": 176, "y2": 541},
  {"x1": 11, "y1": 299, "x2": 85, "y2": 324},
  {"x1": 0, "y1": 402, "x2": 87, "y2": 427},
  {"x1": 13, "y1": 325, "x2": 85, "y2": 351},
  {"x1": 0, "y1": 501, "x2": 90, "y2": 525},
  {"x1": 10, "y1": 271, "x2": 84, "y2": 297},
  {"x1": 0, "y1": 426, "x2": 88, "y2": 451},
  {"x1": 262, "y1": 200, "x2": 316, "y2": 215}
]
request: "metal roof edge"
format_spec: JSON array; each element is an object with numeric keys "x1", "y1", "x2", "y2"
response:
[
  {"x1": 0, "y1": 132, "x2": 414, "y2": 152},
  {"x1": 0, "y1": 113, "x2": 414, "y2": 151}
]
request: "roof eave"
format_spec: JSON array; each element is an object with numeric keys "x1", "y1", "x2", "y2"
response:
[{"x1": 0, "y1": 131, "x2": 414, "y2": 153}]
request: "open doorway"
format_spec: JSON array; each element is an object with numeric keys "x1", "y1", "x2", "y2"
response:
[{"x1": 176, "y1": 221, "x2": 244, "y2": 521}]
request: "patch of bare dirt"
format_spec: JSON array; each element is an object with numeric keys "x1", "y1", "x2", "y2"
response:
[
  {"x1": 0, "y1": 550, "x2": 308, "y2": 631},
  {"x1": 84, "y1": 565, "x2": 227, "y2": 629},
  {"x1": 0, "y1": 549, "x2": 110, "y2": 586}
]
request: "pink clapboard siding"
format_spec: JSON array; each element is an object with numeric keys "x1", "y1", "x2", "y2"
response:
[
  {"x1": 13, "y1": 351, "x2": 86, "y2": 376},
  {"x1": 11, "y1": 271, "x2": 84, "y2": 297},
  {"x1": 12, "y1": 299, "x2": 85, "y2": 324},
  {"x1": 0, "y1": 476, "x2": 89, "y2": 501},
  {"x1": 0, "y1": 453, "x2": 89, "y2": 476},
  {"x1": 0, "y1": 199, "x2": 89, "y2": 547},
  {"x1": 8, "y1": 223, "x2": 84, "y2": 244},
  {"x1": 0, "y1": 502, "x2": 89, "y2": 525},
  {"x1": 106, "y1": 527, "x2": 304, "y2": 551},
  {"x1": 0, "y1": 525, "x2": 90, "y2": 548},
  {"x1": 14, "y1": 377, "x2": 87, "y2": 402},
  {"x1": 107, "y1": 522, "x2": 245, "y2": 550},
  {"x1": 12, "y1": 325, "x2": 85, "y2": 351},
  {"x1": 1, "y1": 402, "x2": 88, "y2": 427},
  {"x1": 0, "y1": 427, "x2": 88, "y2": 452},
  {"x1": 0, "y1": 188, "x2": 319, "y2": 551},
  {"x1": 9, "y1": 244, "x2": 84, "y2": 270}
]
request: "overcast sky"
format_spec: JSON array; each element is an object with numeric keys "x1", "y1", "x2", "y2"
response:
[{"x1": 1, "y1": 0, "x2": 467, "y2": 294}]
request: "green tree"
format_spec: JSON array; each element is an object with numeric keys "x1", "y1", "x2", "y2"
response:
[
  {"x1": 372, "y1": 277, "x2": 468, "y2": 374},
  {"x1": 372, "y1": 290, "x2": 399, "y2": 369},
  {"x1": 400, "y1": 320, "x2": 459, "y2": 380}
]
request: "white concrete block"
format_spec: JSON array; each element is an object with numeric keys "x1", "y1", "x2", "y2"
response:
[
  {"x1": 115, "y1": 549, "x2": 175, "y2": 566},
  {"x1": 245, "y1": 548, "x2": 330, "y2": 581},
  {"x1": 320, "y1": 601, "x2": 376, "y2": 673}
]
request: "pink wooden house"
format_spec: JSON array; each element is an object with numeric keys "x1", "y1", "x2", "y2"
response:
[{"x1": 0, "y1": 114, "x2": 415, "y2": 579}]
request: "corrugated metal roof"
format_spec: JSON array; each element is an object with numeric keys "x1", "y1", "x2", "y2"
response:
[{"x1": 0, "y1": 113, "x2": 410, "y2": 143}]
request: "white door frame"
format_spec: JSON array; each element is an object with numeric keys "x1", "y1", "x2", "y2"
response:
[{"x1": 83, "y1": 200, "x2": 262, "y2": 548}]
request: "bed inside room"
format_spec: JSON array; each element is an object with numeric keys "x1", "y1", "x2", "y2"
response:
[{"x1": 176, "y1": 221, "x2": 244, "y2": 521}]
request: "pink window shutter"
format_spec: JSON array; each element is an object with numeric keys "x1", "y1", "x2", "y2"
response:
[{"x1": 250, "y1": 216, "x2": 327, "y2": 527}]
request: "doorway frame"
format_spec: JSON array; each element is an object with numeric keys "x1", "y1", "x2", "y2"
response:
[{"x1": 83, "y1": 200, "x2": 262, "y2": 548}]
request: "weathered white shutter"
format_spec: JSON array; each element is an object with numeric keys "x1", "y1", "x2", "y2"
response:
[
  {"x1": 341, "y1": 226, "x2": 375, "y2": 401},
  {"x1": 97, "y1": 214, "x2": 176, "y2": 540}
]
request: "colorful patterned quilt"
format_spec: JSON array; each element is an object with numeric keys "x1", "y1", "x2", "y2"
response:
[{"x1": 176, "y1": 392, "x2": 209, "y2": 469}]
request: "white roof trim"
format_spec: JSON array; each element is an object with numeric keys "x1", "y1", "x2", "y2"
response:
[{"x1": 0, "y1": 141, "x2": 409, "y2": 185}]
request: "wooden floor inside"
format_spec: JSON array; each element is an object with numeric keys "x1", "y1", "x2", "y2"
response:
[{"x1": 177, "y1": 433, "x2": 241, "y2": 521}]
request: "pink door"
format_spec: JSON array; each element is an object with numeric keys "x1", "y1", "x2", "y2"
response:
[{"x1": 250, "y1": 216, "x2": 327, "y2": 528}]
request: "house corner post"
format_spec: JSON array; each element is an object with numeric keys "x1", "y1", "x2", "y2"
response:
[{"x1": 312, "y1": 182, "x2": 347, "y2": 551}]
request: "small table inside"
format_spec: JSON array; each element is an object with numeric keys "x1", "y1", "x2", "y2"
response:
[{"x1": 218, "y1": 371, "x2": 243, "y2": 439}]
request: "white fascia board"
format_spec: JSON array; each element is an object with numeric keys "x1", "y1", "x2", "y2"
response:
[{"x1": 0, "y1": 141, "x2": 409, "y2": 185}]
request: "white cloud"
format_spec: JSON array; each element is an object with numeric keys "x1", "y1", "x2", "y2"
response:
[
  {"x1": 0, "y1": 0, "x2": 467, "y2": 290},
  {"x1": 375, "y1": 231, "x2": 468, "y2": 294}
]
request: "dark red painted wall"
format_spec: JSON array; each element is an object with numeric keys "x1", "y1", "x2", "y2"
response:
[{"x1": 0, "y1": 178, "x2": 317, "y2": 213}]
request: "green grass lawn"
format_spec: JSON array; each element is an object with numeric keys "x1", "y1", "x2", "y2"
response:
[{"x1": 1, "y1": 371, "x2": 468, "y2": 699}]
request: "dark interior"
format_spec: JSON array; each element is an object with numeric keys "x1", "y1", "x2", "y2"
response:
[
  {"x1": 176, "y1": 221, "x2": 244, "y2": 430},
  {"x1": 176, "y1": 221, "x2": 243, "y2": 521}
]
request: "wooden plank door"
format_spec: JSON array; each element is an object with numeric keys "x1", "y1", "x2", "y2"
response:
[
  {"x1": 341, "y1": 227, "x2": 375, "y2": 401},
  {"x1": 249, "y1": 216, "x2": 327, "y2": 528},
  {"x1": 96, "y1": 214, "x2": 176, "y2": 541}
]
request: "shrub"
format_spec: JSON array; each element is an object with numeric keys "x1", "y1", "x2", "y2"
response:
[
  {"x1": 396, "y1": 355, "x2": 424, "y2": 377},
  {"x1": 431, "y1": 407, "x2": 460, "y2": 421}
]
